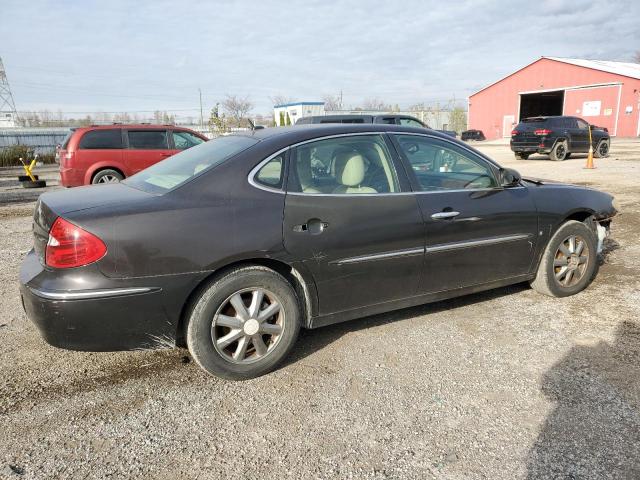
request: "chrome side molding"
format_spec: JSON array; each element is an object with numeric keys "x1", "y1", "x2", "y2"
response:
[
  {"x1": 427, "y1": 234, "x2": 532, "y2": 253},
  {"x1": 29, "y1": 287, "x2": 159, "y2": 301},
  {"x1": 333, "y1": 247, "x2": 424, "y2": 265}
]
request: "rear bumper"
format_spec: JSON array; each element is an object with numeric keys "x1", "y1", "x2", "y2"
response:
[
  {"x1": 510, "y1": 139, "x2": 553, "y2": 154},
  {"x1": 20, "y1": 284, "x2": 170, "y2": 351},
  {"x1": 59, "y1": 167, "x2": 84, "y2": 187},
  {"x1": 19, "y1": 250, "x2": 187, "y2": 351}
]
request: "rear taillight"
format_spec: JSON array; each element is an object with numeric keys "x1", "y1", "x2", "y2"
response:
[
  {"x1": 58, "y1": 151, "x2": 73, "y2": 167},
  {"x1": 511, "y1": 129, "x2": 519, "y2": 136},
  {"x1": 46, "y1": 217, "x2": 107, "y2": 268},
  {"x1": 534, "y1": 129, "x2": 552, "y2": 136}
]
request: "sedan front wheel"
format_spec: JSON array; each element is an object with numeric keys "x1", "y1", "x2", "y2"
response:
[
  {"x1": 186, "y1": 266, "x2": 301, "y2": 380},
  {"x1": 530, "y1": 220, "x2": 598, "y2": 297}
]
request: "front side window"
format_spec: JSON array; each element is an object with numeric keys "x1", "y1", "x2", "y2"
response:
[
  {"x1": 399, "y1": 118, "x2": 424, "y2": 128},
  {"x1": 395, "y1": 135, "x2": 497, "y2": 191},
  {"x1": 290, "y1": 135, "x2": 399, "y2": 194},
  {"x1": 173, "y1": 131, "x2": 205, "y2": 150},
  {"x1": 128, "y1": 130, "x2": 168, "y2": 149},
  {"x1": 255, "y1": 154, "x2": 284, "y2": 189},
  {"x1": 576, "y1": 119, "x2": 589, "y2": 130},
  {"x1": 79, "y1": 129, "x2": 123, "y2": 149},
  {"x1": 124, "y1": 135, "x2": 258, "y2": 194}
]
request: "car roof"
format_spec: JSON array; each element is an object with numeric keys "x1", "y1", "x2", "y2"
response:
[
  {"x1": 75, "y1": 124, "x2": 196, "y2": 131},
  {"x1": 227, "y1": 124, "x2": 463, "y2": 153},
  {"x1": 234, "y1": 123, "x2": 438, "y2": 141}
]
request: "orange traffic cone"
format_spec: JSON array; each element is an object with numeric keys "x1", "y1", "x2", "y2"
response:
[
  {"x1": 584, "y1": 145, "x2": 595, "y2": 169},
  {"x1": 584, "y1": 125, "x2": 596, "y2": 169}
]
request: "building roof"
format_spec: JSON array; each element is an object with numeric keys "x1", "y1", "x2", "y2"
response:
[
  {"x1": 273, "y1": 101, "x2": 324, "y2": 108},
  {"x1": 544, "y1": 57, "x2": 640, "y2": 80},
  {"x1": 470, "y1": 56, "x2": 640, "y2": 97}
]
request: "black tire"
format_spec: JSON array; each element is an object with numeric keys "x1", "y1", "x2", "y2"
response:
[
  {"x1": 515, "y1": 152, "x2": 530, "y2": 160},
  {"x1": 21, "y1": 179, "x2": 47, "y2": 188},
  {"x1": 186, "y1": 265, "x2": 301, "y2": 380},
  {"x1": 530, "y1": 220, "x2": 598, "y2": 298},
  {"x1": 92, "y1": 169, "x2": 124, "y2": 184},
  {"x1": 594, "y1": 140, "x2": 610, "y2": 158},
  {"x1": 549, "y1": 141, "x2": 568, "y2": 161},
  {"x1": 17, "y1": 175, "x2": 38, "y2": 181}
]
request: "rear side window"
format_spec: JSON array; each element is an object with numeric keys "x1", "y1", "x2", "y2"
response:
[
  {"x1": 290, "y1": 134, "x2": 399, "y2": 194},
  {"x1": 399, "y1": 118, "x2": 424, "y2": 127},
  {"x1": 128, "y1": 130, "x2": 168, "y2": 149},
  {"x1": 124, "y1": 135, "x2": 258, "y2": 194},
  {"x1": 379, "y1": 117, "x2": 398, "y2": 124},
  {"x1": 79, "y1": 129, "x2": 123, "y2": 149}
]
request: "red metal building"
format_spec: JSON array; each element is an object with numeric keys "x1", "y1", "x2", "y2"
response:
[{"x1": 468, "y1": 57, "x2": 640, "y2": 140}]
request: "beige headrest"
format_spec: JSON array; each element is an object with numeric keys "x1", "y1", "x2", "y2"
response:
[{"x1": 334, "y1": 152, "x2": 366, "y2": 187}]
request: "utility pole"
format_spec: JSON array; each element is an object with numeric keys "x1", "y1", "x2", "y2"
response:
[
  {"x1": 199, "y1": 88, "x2": 204, "y2": 128},
  {"x1": 0, "y1": 57, "x2": 19, "y2": 127}
]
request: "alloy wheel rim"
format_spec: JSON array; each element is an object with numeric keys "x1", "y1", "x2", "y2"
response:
[
  {"x1": 211, "y1": 288, "x2": 285, "y2": 364},
  {"x1": 97, "y1": 174, "x2": 120, "y2": 183},
  {"x1": 553, "y1": 234, "x2": 589, "y2": 287},
  {"x1": 599, "y1": 143, "x2": 608, "y2": 156},
  {"x1": 556, "y1": 144, "x2": 566, "y2": 159}
]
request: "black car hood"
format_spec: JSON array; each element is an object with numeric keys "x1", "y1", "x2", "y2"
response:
[{"x1": 38, "y1": 183, "x2": 153, "y2": 215}]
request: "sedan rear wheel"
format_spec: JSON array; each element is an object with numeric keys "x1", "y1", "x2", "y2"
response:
[
  {"x1": 186, "y1": 266, "x2": 300, "y2": 380},
  {"x1": 212, "y1": 288, "x2": 285, "y2": 364},
  {"x1": 530, "y1": 220, "x2": 597, "y2": 297}
]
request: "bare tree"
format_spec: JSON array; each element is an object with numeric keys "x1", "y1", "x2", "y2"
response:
[
  {"x1": 448, "y1": 107, "x2": 467, "y2": 134},
  {"x1": 222, "y1": 95, "x2": 254, "y2": 126},
  {"x1": 322, "y1": 93, "x2": 342, "y2": 111},
  {"x1": 361, "y1": 98, "x2": 393, "y2": 111},
  {"x1": 269, "y1": 95, "x2": 296, "y2": 107}
]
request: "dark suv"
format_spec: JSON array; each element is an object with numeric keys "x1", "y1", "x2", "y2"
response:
[
  {"x1": 296, "y1": 114, "x2": 427, "y2": 128},
  {"x1": 510, "y1": 116, "x2": 610, "y2": 161}
]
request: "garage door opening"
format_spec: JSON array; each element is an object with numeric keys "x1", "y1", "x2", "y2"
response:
[{"x1": 519, "y1": 90, "x2": 564, "y2": 120}]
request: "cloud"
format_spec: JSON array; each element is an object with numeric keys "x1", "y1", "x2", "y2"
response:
[{"x1": 1, "y1": 0, "x2": 639, "y2": 115}]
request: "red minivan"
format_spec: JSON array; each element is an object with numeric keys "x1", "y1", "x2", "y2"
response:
[{"x1": 58, "y1": 125, "x2": 208, "y2": 187}]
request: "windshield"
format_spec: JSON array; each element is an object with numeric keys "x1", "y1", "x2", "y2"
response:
[{"x1": 124, "y1": 135, "x2": 259, "y2": 194}]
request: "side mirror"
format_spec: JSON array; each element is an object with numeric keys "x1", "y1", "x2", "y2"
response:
[{"x1": 500, "y1": 168, "x2": 521, "y2": 187}]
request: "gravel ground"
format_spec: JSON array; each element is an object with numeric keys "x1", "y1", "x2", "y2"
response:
[{"x1": 0, "y1": 140, "x2": 639, "y2": 479}]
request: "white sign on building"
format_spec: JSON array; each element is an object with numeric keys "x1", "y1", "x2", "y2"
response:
[{"x1": 582, "y1": 101, "x2": 601, "y2": 117}]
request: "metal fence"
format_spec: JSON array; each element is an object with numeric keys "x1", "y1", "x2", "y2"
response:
[{"x1": 0, "y1": 128, "x2": 72, "y2": 154}]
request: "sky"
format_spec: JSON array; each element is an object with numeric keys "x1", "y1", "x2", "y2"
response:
[{"x1": 1, "y1": 0, "x2": 639, "y2": 120}]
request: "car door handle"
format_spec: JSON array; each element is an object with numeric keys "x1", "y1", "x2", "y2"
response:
[
  {"x1": 293, "y1": 218, "x2": 329, "y2": 234},
  {"x1": 431, "y1": 211, "x2": 460, "y2": 220}
]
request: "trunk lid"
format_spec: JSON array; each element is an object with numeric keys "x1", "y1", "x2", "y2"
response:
[{"x1": 32, "y1": 184, "x2": 153, "y2": 263}]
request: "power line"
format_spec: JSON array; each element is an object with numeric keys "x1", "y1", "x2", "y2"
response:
[{"x1": 16, "y1": 108, "x2": 201, "y2": 114}]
